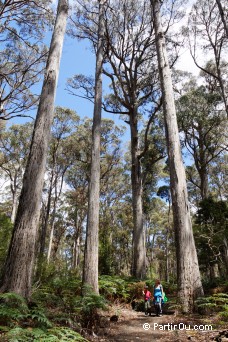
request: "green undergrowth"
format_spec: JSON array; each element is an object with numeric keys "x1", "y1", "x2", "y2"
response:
[
  {"x1": 0, "y1": 291, "x2": 90, "y2": 341},
  {"x1": 0, "y1": 275, "x2": 143, "y2": 341},
  {"x1": 1, "y1": 276, "x2": 227, "y2": 340},
  {"x1": 1, "y1": 327, "x2": 88, "y2": 342},
  {"x1": 195, "y1": 293, "x2": 228, "y2": 320}
]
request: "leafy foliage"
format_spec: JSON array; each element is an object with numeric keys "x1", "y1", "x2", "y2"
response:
[
  {"x1": 27, "y1": 307, "x2": 52, "y2": 328},
  {"x1": 0, "y1": 212, "x2": 13, "y2": 272},
  {"x1": 194, "y1": 198, "x2": 228, "y2": 276},
  {"x1": 195, "y1": 293, "x2": 228, "y2": 316},
  {"x1": 4, "y1": 326, "x2": 88, "y2": 341},
  {"x1": 99, "y1": 275, "x2": 130, "y2": 301},
  {"x1": 0, "y1": 292, "x2": 51, "y2": 330},
  {"x1": 0, "y1": 292, "x2": 29, "y2": 325},
  {"x1": 76, "y1": 285, "x2": 107, "y2": 315},
  {"x1": 0, "y1": 288, "x2": 89, "y2": 340}
]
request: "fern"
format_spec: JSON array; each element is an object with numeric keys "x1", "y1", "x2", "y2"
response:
[
  {"x1": 4, "y1": 326, "x2": 88, "y2": 342},
  {"x1": 26, "y1": 307, "x2": 52, "y2": 328},
  {"x1": 219, "y1": 304, "x2": 228, "y2": 321},
  {"x1": 0, "y1": 325, "x2": 9, "y2": 332},
  {"x1": 196, "y1": 293, "x2": 228, "y2": 314},
  {"x1": 46, "y1": 327, "x2": 88, "y2": 341},
  {"x1": 6, "y1": 326, "x2": 36, "y2": 341},
  {"x1": 213, "y1": 293, "x2": 228, "y2": 299},
  {"x1": 0, "y1": 292, "x2": 28, "y2": 311},
  {"x1": 76, "y1": 285, "x2": 107, "y2": 315},
  {"x1": 0, "y1": 292, "x2": 29, "y2": 325},
  {"x1": 99, "y1": 275, "x2": 130, "y2": 300}
]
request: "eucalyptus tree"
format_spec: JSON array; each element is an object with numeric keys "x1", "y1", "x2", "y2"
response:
[
  {"x1": 39, "y1": 107, "x2": 79, "y2": 261},
  {"x1": 144, "y1": 196, "x2": 175, "y2": 282},
  {"x1": 187, "y1": 0, "x2": 228, "y2": 118},
  {"x1": 156, "y1": 186, "x2": 174, "y2": 282},
  {"x1": 194, "y1": 198, "x2": 228, "y2": 278},
  {"x1": 64, "y1": 118, "x2": 94, "y2": 271},
  {"x1": 215, "y1": 0, "x2": 228, "y2": 38},
  {"x1": 81, "y1": 0, "x2": 107, "y2": 295},
  {"x1": 0, "y1": 123, "x2": 33, "y2": 222},
  {"x1": 151, "y1": 0, "x2": 203, "y2": 313},
  {"x1": 102, "y1": 0, "x2": 161, "y2": 279},
  {"x1": 68, "y1": 0, "x2": 167, "y2": 279},
  {"x1": 209, "y1": 154, "x2": 228, "y2": 200},
  {"x1": 99, "y1": 124, "x2": 130, "y2": 275},
  {"x1": 0, "y1": 0, "x2": 53, "y2": 120},
  {"x1": 64, "y1": 118, "x2": 126, "y2": 275},
  {"x1": 0, "y1": 0, "x2": 69, "y2": 299},
  {"x1": 0, "y1": 212, "x2": 12, "y2": 274},
  {"x1": 177, "y1": 83, "x2": 227, "y2": 200}
]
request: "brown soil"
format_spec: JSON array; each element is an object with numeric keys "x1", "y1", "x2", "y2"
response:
[{"x1": 92, "y1": 308, "x2": 226, "y2": 342}]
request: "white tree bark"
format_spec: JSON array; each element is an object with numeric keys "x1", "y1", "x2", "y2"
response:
[
  {"x1": 82, "y1": 0, "x2": 106, "y2": 295},
  {"x1": 130, "y1": 112, "x2": 146, "y2": 279},
  {"x1": 151, "y1": 0, "x2": 204, "y2": 312},
  {"x1": 0, "y1": 0, "x2": 69, "y2": 299}
]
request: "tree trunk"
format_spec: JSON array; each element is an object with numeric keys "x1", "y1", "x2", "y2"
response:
[
  {"x1": 197, "y1": 127, "x2": 209, "y2": 200},
  {"x1": 130, "y1": 111, "x2": 146, "y2": 279},
  {"x1": 0, "y1": 0, "x2": 69, "y2": 299},
  {"x1": 10, "y1": 169, "x2": 20, "y2": 223},
  {"x1": 210, "y1": 263, "x2": 220, "y2": 279},
  {"x1": 82, "y1": 0, "x2": 106, "y2": 295},
  {"x1": 223, "y1": 237, "x2": 228, "y2": 276},
  {"x1": 215, "y1": 0, "x2": 228, "y2": 38},
  {"x1": 165, "y1": 227, "x2": 169, "y2": 283},
  {"x1": 215, "y1": 54, "x2": 228, "y2": 119},
  {"x1": 151, "y1": 0, "x2": 204, "y2": 313},
  {"x1": 72, "y1": 210, "x2": 84, "y2": 270},
  {"x1": 39, "y1": 171, "x2": 54, "y2": 257},
  {"x1": 73, "y1": 236, "x2": 81, "y2": 269},
  {"x1": 47, "y1": 217, "x2": 55, "y2": 264},
  {"x1": 199, "y1": 168, "x2": 208, "y2": 200},
  {"x1": 47, "y1": 170, "x2": 65, "y2": 263},
  {"x1": 11, "y1": 188, "x2": 17, "y2": 224}
]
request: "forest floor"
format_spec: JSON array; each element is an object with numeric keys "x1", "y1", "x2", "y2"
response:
[{"x1": 89, "y1": 306, "x2": 228, "y2": 342}]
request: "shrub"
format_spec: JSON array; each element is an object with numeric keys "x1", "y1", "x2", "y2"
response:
[
  {"x1": 195, "y1": 293, "x2": 228, "y2": 315},
  {"x1": 99, "y1": 275, "x2": 130, "y2": 301},
  {"x1": 5, "y1": 326, "x2": 88, "y2": 341},
  {"x1": 0, "y1": 292, "x2": 29, "y2": 325}
]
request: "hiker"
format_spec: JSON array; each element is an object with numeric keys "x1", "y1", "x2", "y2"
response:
[
  {"x1": 153, "y1": 279, "x2": 164, "y2": 317},
  {"x1": 143, "y1": 285, "x2": 151, "y2": 316}
]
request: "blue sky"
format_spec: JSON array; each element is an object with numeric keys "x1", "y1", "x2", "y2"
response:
[
  {"x1": 56, "y1": 36, "x2": 95, "y2": 117},
  {"x1": 57, "y1": 34, "x2": 127, "y2": 124},
  {"x1": 9, "y1": 30, "x2": 130, "y2": 142},
  {"x1": 8, "y1": 2, "x2": 198, "y2": 160}
]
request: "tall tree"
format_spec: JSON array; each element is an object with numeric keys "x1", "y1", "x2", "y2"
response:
[
  {"x1": 177, "y1": 83, "x2": 227, "y2": 200},
  {"x1": 209, "y1": 154, "x2": 228, "y2": 200},
  {"x1": 82, "y1": 0, "x2": 106, "y2": 294},
  {"x1": 68, "y1": 0, "x2": 167, "y2": 279},
  {"x1": 0, "y1": 0, "x2": 52, "y2": 120},
  {"x1": 0, "y1": 123, "x2": 33, "y2": 222},
  {"x1": 194, "y1": 198, "x2": 228, "y2": 278},
  {"x1": 151, "y1": 0, "x2": 204, "y2": 313},
  {"x1": 103, "y1": 0, "x2": 163, "y2": 279},
  {"x1": 0, "y1": 0, "x2": 69, "y2": 299},
  {"x1": 63, "y1": 118, "x2": 125, "y2": 274},
  {"x1": 39, "y1": 107, "x2": 79, "y2": 259},
  {"x1": 187, "y1": 0, "x2": 228, "y2": 118}
]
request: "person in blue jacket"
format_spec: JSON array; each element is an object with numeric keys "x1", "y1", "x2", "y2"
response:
[{"x1": 153, "y1": 279, "x2": 164, "y2": 317}]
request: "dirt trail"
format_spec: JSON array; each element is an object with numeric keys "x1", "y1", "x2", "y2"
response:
[{"x1": 97, "y1": 309, "x2": 220, "y2": 342}]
